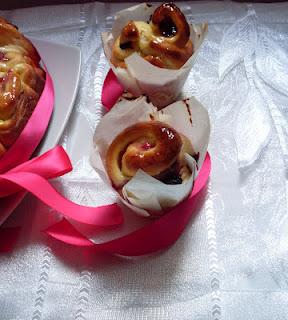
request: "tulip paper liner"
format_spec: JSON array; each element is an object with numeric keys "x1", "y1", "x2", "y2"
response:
[
  {"x1": 43, "y1": 72, "x2": 211, "y2": 256},
  {"x1": 44, "y1": 153, "x2": 211, "y2": 256},
  {"x1": 101, "y1": 3, "x2": 208, "y2": 108},
  {"x1": 1, "y1": 61, "x2": 211, "y2": 255}
]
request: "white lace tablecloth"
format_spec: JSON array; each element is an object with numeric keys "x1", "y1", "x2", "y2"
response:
[{"x1": 1, "y1": 1, "x2": 288, "y2": 319}]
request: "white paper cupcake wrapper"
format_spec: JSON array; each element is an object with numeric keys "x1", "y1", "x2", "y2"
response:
[
  {"x1": 90, "y1": 96, "x2": 210, "y2": 216},
  {"x1": 101, "y1": 3, "x2": 208, "y2": 108}
]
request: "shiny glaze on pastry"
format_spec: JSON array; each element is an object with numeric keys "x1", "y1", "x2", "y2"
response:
[
  {"x1": 111, "y1": 3, "x2": 193, "y2": 69},
  {"x1": 106, "y1": 121, "x2": 194, "y2": 188},
  {"x1": 0, "y1": 17, "x2": 45, "y2": 156}
]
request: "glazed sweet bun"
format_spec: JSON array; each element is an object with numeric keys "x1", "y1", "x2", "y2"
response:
[
  {"x1": 0, "y1": 17, "x2": 45, "y2": 157},
  {"x1": 111, "y1": 3, "x2": 193, "y2": 69},
  {"x1": 92, "y1": 95, "x2": 210, "y2": 214},
  {"x1": 106, "y1": 121, "x2": 195, "y2": 189}
]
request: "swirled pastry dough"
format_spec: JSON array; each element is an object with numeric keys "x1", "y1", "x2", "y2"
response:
[
  {"x1": 0, "y1": 18, "x2": 45, "y2": 156},
  {"x1": 111, "y1": 3, "x2": 193, "y2": 69},
  {"x1": 106, "y1": 121, "x2": 194, "y2": 189}
]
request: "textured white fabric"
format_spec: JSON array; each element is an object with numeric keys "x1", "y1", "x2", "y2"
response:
[{"x1": 0, "y1": 2, "x2": 288, "y2": 319}]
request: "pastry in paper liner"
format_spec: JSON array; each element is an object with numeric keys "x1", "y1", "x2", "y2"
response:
[
  {"x1": 101, "y1": 3, "x2": 208, "y2": 108},
  {"x1": 90, "y1": 95, "x2": 210, "y2": 217}
]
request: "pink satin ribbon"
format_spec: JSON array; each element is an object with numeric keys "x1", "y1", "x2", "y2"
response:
[
  {"x1": 0, "y1": 67, "x2": 124, "y2": 252},
  {"x1": 45, "y1": 153, "x2": 211, "y2": 256},
  {"x1": 0, "y1": 146, "x2": 122, "y2": 226},
  {"x1": 101, "y1": 69, "x2": 124, "y2": 111},
  {"x1": 1, "y1": 67, "x2": 211, "y2": 256},
  {"x1": 0, "y1": 66, "x2": 55, "y2": 252},
  {"x1": 44, "y1": 69, "x2": 212, "y2": 256},
  {"x1": 0, "y1": 146, "x2": 71, "y2": 197}
]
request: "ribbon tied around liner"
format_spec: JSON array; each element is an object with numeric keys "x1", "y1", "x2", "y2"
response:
[
  {"x1": 44, "y1": 71, "x2": 212, "y2": 257},
  {"x1": 1, "y1": 67, "x2": 211, "y2": 256},
  {"x1": 45, "y1": 152, "x2": 211, "y2": 256}
]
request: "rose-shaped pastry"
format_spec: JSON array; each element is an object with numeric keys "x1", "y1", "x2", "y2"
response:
[
  {"x1": 106, "y1": 121, "x2": 194, "y2": 189},
  {"x1": 0, "y1": 17, "x2": 45, "y2": 157},
  {"x1": 102, "y1": 3, "x2": 208, "y2": 108},
  {"x1": 91, "y1": 95, "x2": 210, "y2": 216},
  {"x1": 111, "y1": 3, "x2": 193, "y2": 69}
]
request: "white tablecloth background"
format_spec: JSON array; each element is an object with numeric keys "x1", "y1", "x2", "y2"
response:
[{"x1": 1, "y1": 1, "x2": 288, "y2": 319}]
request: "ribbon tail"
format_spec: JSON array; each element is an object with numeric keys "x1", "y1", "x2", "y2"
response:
[
  {"x1": 10, "y1": 145, "x2": 72, "y2": 177},
  {"x1": 45, "y1": 154, "x2": 211, "y2": 256},
  {"x1": 1, "y1": 172, "x2": 123, "y2": 226},
  {"x1": 99, "y1": 184, "x2": 207, "y2": 256},
  {"x1": 0, "y1": 146, "x2": 73, "y2": 197},
  {"x1": 45, "y1": 191, "x2": 203, "y2": 256},
  {"x1": 44, "y1": 219, "x2": 94, "y2": 247}
]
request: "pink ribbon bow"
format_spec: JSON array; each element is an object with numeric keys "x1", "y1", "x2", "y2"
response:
[
  {"x1": 0, "y1": 146, "x2": 123, "y2": 225},
  {"x1": 0, "y1": 145, "x2": 123, "y2": 252},
  {"x1": 0, "y1": 68, "x2": 123, "y2": 252}
]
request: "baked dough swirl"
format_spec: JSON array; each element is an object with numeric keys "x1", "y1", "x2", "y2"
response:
[
  {"x1": 106, "y1": 121, "x2": 194, "y2": 188},
  {"x1": 111, "y1": 3, "x2": 193, "y2": 69},
  {"x1": 0, "y1": 18, "x2": 45, "y2": 156}
]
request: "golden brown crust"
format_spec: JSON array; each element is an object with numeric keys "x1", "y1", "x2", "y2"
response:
[
  {"x1": 120, "y1": 21, "x2": 139, "y2": 46},
  {"x1": 111, "y1": 2, "x2": 193, "y2": 69},
  {"x1": 0, "y1": 18, "x2": 45, "y2": 154},
  {"x1": 151, "y1": 2, "x2": 190, "y2": 47},
  {"x1": 106, "y1": 121, "x2": 182, "y2": 188},
  {"x1": 143, "y1": 55, "x2": 166, "y2": 68},
  {"x1": 0, "y1": 18, "x2": 41, "y2": 64},
  {"x1": 150, "y1": 38, "x2": 193, "y2": 69},
  {"x1": 106, "y1": 121, "x2": 194, "y2": 189}
]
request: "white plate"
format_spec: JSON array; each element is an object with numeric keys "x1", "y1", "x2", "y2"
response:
[
  {"x1": 0, "y1": 39, "x2": 81, "y2": 225},
  {"x1": 31, "y1": 38, "x2": 81, "y2": 154}
]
